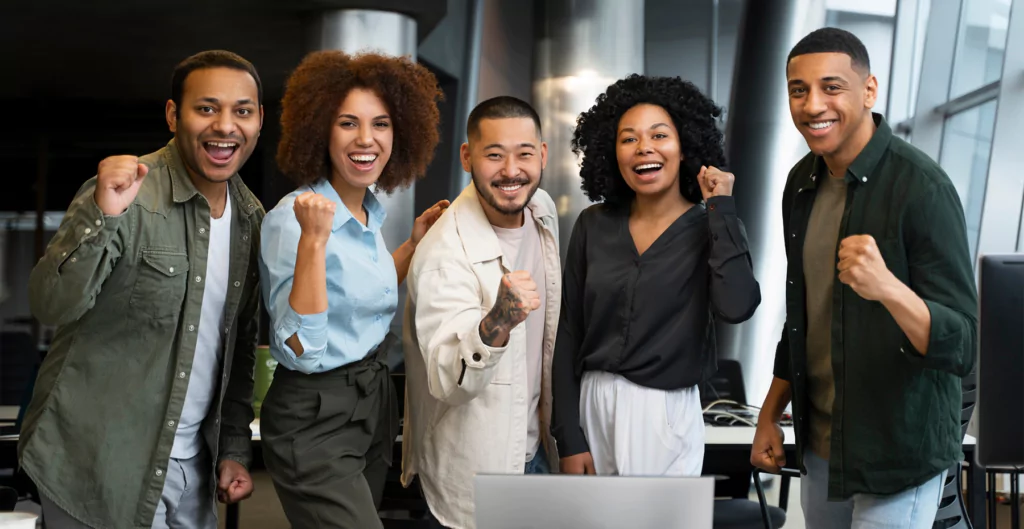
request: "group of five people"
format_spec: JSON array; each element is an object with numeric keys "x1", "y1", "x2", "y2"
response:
[{"x1": 17, "y1": 26, "x2": 976, "y2": 529}]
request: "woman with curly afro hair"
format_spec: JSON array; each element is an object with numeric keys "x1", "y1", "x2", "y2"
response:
[
  {"x1": 257, "y1": 50, "x2": 448, "y2": 527},
  {"x1": 550, "y1": 74, "x2": 761, "y2": 478}
]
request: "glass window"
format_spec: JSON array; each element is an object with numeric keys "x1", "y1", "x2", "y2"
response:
[
  {"x1": 826, "y1": 0, "x2": 898, "y2": 116},
  {"x1": 938, "y1": 100, "x2": 998, "y2": 258},
  {"x1": 950, "y1": 0, "x2": 1013, "y2": 98}
]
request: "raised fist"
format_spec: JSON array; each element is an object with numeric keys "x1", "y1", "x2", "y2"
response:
[
  {"x1": 293, "y1": 191, "x2": 336, "y2": 244},
  {"x1": 95, "y1": 156, "x2": 149, "y2": 216}
]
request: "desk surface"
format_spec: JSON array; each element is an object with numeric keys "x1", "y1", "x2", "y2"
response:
[{"x1": 246, "y1": 420, "x2": 976, "y2": 447}]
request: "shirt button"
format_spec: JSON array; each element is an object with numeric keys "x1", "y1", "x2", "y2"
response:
[
  {"x1": 234, "y1": 281, "x2": 241, "y2": 287},
  {"x1": 169, "y1": 267, "x2": 175, "y2": 273},
  {"x1": 709, "y1": 203, "x2": 716, "y2": 211},
  {"x1": 188, "y1": 325, "x2": 195, "y2": 332},
  {"x1": 791, "y1": 328, "x2": 797, "y2": 332},
  {"x1": 791, "y1": 233, "x2": 796, "y2": 238},
  {"x1": 472, "y1": 353, "x2": 482, "y2": 362},
  {"x1": 199, "y1": 228, "x2": 206, "y2": 234},
  {"x1": 788, "y1": 280, "x2": 794, "y2": 285},
  {"x1": 167, "y1": 420, "x2": 175, "y2": 427},
  {"x1": 375, "y1": 315, "x2": 381, "y2": 321},
  {"x1": 155, "y1": 469, "x2": 163, "y2": 477},
  {"x1": 861, "y1": 176, "x2": 868, "y2": 182},
  {"x1": 385, "y1": 288, "x2": 391, "y2": 294},
  {"x1": 70, "y1": 257, "x2": 78, "y2": 263},
  {"x1": 178, "y1": 372, "x2": 186, "y2": 379},
  {"x1": 195, "y1": 276, "x2": 202, "y2": 283},
  {"x1": 94, "y1": 219, "x2": 102, "y2": 227},
  {"x1": 61, "y1": 252, "x2": 67, "y2": 257},
  {"x1": 243, "y1": 235, "x2": 249, "y2": 241},
  {"x1": 84, "y1": 228, "x2": 92, "y2": 235}
]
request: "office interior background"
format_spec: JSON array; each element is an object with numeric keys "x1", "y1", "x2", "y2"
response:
[{"x1": 0, "y1": 0, "x2": 1021, "y2": 526}]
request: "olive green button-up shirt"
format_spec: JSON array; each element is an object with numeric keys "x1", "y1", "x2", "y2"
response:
[
  {"x1": 774, "y1": 114, "x2": 978, "y2": 500},
  {"x1": 18, "y1": 139, "x2": 264, "y2": 528}
]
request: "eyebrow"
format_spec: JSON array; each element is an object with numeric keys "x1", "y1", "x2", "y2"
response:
[
  {"x1": 196, "y1": 97, "x2": 256, "y2": 106},
  {"x1": 619, "y1": 123, "x2": 671, "y2": 134},
  {"x1": 337, "y1": 113, "x2": 391, "y2": 120},
  {"x1": 788, "y1": 76, "x2": 849, "y2": 86},
  {"x1": 483, "y1": 142, "x2": 537, "y2": 150}
]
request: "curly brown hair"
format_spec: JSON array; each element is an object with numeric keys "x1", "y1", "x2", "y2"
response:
[{"x1": 277, "y1": 50, "x2": 443, "y2": 193}]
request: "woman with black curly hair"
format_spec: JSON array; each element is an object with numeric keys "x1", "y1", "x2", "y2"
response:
[
  {"x1": 551, "y1": 74, "x2": 761, "y2": 477},
  {"x1": 257, "y1": 50, "x2": 447, "y2": 527}
]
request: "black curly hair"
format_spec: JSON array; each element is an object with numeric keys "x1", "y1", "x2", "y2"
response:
[{"x1": 571, "y1": 74, "x2": 726, "y2": 207}]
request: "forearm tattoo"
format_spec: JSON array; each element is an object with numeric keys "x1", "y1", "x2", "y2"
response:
[{"x1": 479, "y1": 283, "x2": 527, "y2": 346}]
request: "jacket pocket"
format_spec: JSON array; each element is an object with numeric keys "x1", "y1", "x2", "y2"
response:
[{"x1": 129, "y1": 249, "x2": 190, "y2": 321}]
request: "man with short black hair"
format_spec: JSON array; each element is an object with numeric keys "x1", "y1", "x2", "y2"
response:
[
  {"x1": 20, "y1": 50, "x2": 264, "y2": 529},
  {"x1": 750, "y1": 27, "x2": 977, "y2": 527},
  {"x1": 402, "y1": 96, "x2": 560, "y2": 529}
]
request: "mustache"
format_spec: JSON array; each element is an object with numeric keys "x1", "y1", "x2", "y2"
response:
[{"x1": 491, "y1": 178, "x2": 530, "y2": 186}]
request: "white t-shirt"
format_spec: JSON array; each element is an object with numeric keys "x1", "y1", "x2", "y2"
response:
[
  {"x1": 492, "y1": 213, "x2": 546, "y2": 461},
  {"x1": 171, "y1": 193, "x2": 232, "y2": 459}
]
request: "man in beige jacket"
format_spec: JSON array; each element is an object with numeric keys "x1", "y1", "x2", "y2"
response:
[{"x1": 401, "y1": 96, "x2": 561, "y2": 529}]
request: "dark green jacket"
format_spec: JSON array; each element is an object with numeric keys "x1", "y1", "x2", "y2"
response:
[
  {"x1": 775, "y1": 114, "x2": 977, "y2": 500},
  {"x1": 18, "y1": 140, "x2": 264, "y2": 528}
]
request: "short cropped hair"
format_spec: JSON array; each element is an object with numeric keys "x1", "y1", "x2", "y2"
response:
[
  {"x1": 467, "y1": 96, "x2": 542, "y2": 141},
  {"x1": 276, "y1": 51, "x2": 443, "y2": 192},
  {"x1": 171, "y1": 50, "x2": 262, "y2": 113},
  {"x1": 788, "y1": 27, "x2": 871, "y2": 74}
]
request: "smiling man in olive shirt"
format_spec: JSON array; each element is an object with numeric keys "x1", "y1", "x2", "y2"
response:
[
  {"x1": 19, "y1": 50, "x2": 264, "y2": 529},
  {"x1": 750, "y1": 28, "x2": 977, "y2": 528}
]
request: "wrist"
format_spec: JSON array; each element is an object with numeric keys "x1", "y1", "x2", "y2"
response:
[
  {"x1": 877, "y1": 273, "x2": 906, "y2": 305},
  {"x1": 297, "y1": 234, "x2": 328, "y2": 252}
]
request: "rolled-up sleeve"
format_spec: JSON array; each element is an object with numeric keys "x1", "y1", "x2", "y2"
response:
[
  {"x1": 900, "y1": 181, "x2": 978, "y2": 377},
  {"x1": 258, "y1": 205, "x2": 330, "y2": 373}
]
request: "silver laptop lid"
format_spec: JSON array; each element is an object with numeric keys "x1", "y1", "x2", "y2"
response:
[{"x1": 474, "y1": 474, "x2": 714, "y2": 529}]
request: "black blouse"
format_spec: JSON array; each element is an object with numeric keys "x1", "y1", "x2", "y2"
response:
[{"x1": 550, "y1": 196, "x2": 761, "y2": 457}]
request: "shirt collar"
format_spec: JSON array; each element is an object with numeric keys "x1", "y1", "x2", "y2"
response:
[
  {"x1": 807, "y1": 112, "x2": 891, "y2": 188},
  {"x1": 310, "y1": 178, "x2": 386, "y2": 233}
]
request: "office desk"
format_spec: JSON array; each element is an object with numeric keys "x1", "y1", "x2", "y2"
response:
[{"x1": 0, "y1": 424, "x2": 984, "y2": 529}]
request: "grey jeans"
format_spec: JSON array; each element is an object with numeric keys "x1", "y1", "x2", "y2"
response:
[{"x1": 41, "y1": 449, "x2": 217, "y2": 529}]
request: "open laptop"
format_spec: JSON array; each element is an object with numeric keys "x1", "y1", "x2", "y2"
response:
[{"x1": 474, "y1": 474, "x2": 714, "y2": 529}]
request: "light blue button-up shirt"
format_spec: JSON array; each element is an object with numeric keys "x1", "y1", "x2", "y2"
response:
[{"x1": 258, "y1": 179, "x2": 398, "y2": 373}]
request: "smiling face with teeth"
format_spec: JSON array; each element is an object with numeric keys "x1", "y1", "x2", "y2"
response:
[
  {"x1": 166, "y1": 67, "x2": 263, "y2": 187},
  {"x1": 462, "y1": 117, "x2": 547, "y2": 229},
  {"x1": 616, "y1": 103, "x2": 685, "y2": 201},
  {"x1": 787, "y1": 52, "x2": 878, "y2": 168},
  {"x1": 328, "y1": 88, "x2": 394, "y2": 197}
]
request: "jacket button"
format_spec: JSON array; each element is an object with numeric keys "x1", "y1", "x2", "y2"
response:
[{"x1": 472, "y1": 353, "x2": 482, "y2": 362}]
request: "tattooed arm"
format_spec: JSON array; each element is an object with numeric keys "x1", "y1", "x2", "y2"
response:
[{"x1": 479, "y1": 272, "x2": 537, "y2": 347}]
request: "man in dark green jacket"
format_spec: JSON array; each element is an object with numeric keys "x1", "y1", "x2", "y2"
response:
[
  {"x1": 19, "y1": 50, "x2": 265, "y2": 529},
  {"x1": 751, "y1": 28, "x2": 977, "y2": 528}
]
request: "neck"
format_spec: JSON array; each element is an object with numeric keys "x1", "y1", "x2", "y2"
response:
[
  {"x1": 329, "y1": 175, "x2": 367, "y2": 219},
  {"x1": 824, "y1": 112, "x2": 877, "y2": 178},
  {"x1": 186, "y1": 169, "x2": 229, "y2": 218},
  {"x1": 631, "y1": 181, "x2": 691, "y2": 220}
]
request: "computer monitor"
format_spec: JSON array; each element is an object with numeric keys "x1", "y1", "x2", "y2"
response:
[
  {"x1": 977, "y1": 254, "x2": 1024, "y2": 468},
  {"x1": 474, "y1": 474, "x2": 714, "y2": 529}
]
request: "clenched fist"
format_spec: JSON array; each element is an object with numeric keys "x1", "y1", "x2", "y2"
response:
[
  {"x1": 293, "y1": 191, "x2": 336, "y2": 245},
  {"x1": 95, "y1": 155, "x2": 149, "y2": 216},
  {"x1": 837, "y1": 235, "x2": 896, "y2": 301},
  {"x1": 479, "y1": 271, "x2": 541, "y2": 347},
  {"x1": 697, "y1": 165, "x2": 735, "y2": 201}
]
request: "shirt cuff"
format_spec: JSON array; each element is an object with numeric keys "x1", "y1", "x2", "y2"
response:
[
  {"x1": 77, "y1": 195, "x2": 123, "y2": 247},
  {"x1": 461, "y1": 321, "x2": 509, "y2": 369},
  {"x1": 276, "y1": 308, "x2": 329, "y2": 361}
]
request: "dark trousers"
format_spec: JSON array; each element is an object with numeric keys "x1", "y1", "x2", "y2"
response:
[{"x1": 260, "y1": 335, "x2": 399, "y2": 529}]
